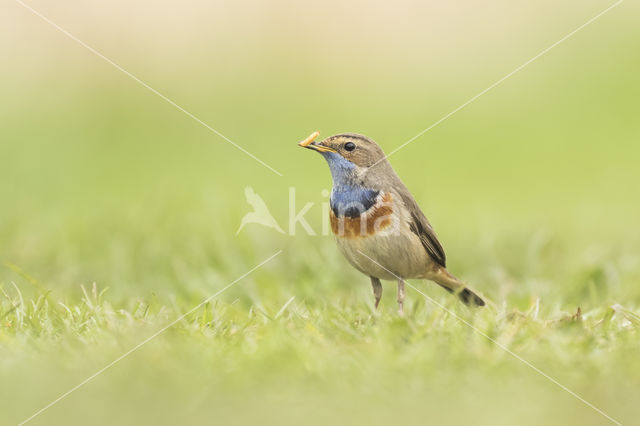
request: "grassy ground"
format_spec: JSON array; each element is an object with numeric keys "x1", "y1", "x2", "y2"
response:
[
  {"x1": 2, "y1": 255, "x2": 639, "y2": 425},
  {"x1": 2, "y1": 1, "x2": 640, "y2": 425}
]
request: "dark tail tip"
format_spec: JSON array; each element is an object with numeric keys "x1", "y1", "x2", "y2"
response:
[
  {"x1": 459, "y1": 288, "x2": 485, "y2": 307},
  {"x1": 437, "y1": 284, "x2": 486, "y2": 307}
]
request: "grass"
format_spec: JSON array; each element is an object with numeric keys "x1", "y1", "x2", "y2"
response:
[
  {"x1": 3, "y1": 1, "x2": 640, "y2": 424},
  {"x1": 2, "y1": 230, "x2": 639, "y2": 425}
]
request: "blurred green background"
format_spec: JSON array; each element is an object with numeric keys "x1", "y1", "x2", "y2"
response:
[{"x1": 1, "y1": 0, "x2": 639, "y2": 425}]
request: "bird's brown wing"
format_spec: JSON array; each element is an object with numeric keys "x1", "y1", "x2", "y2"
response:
[{"x1": 397, "y1": 189, "x2": 447, "y2": 267}]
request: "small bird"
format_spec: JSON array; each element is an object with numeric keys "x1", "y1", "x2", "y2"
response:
[{"x1": 299, "y1": 131, "x2": 485, "y2": 312}]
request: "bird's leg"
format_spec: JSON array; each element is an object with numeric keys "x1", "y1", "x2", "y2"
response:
[
  {"x1": 370, "y1": 277, "x2": 382, "y2": 309},
  {"x1": 397, "y1": 278, "x2": 405, "y2": 314}
]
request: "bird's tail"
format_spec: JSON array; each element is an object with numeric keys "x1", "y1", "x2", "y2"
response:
[{"x1": 430, "y1": 267, "x2": 485, "y2": 307}]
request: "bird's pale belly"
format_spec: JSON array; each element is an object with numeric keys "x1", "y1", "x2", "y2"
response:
[{"x1": 333, "y1": 219, "x2": 433, "y2": 281}]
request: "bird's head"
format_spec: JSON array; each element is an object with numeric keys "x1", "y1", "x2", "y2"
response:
[{"x1": 298, "y1": 132, "x2": 388, "y2": 187}]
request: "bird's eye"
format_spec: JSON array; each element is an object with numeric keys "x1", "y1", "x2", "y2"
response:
[{"x1": 344, "y1": 142, "x2": 356, "y2": 152}]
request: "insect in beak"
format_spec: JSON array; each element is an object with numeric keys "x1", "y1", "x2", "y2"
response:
[{"x1": 298, "y1": 131, "x2": 337, "y2": 153}]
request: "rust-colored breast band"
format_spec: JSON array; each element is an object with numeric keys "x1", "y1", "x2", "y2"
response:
[{"x1": 330, "y1": 193, "x2": 393, "y2": 238}]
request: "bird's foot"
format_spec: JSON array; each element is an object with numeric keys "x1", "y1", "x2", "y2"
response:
[{"x1": 397, "y1": 278, "x2": 405, "y2": 315}]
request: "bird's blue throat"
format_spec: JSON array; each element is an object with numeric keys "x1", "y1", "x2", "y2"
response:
[{"x1": 321, "y1": 152, "x2": 379, "y2": 218}]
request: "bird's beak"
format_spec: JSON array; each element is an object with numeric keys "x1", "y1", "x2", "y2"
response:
[{"x1": 298, "y1": 131, "x2": 337, "y2": 153}]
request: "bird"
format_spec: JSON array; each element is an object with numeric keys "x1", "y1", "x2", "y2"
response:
[{"x1": 298, "y1": 131, "x2": 485, "y2": 312}]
